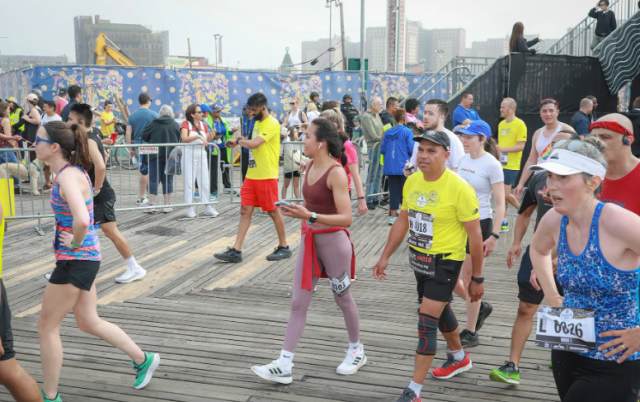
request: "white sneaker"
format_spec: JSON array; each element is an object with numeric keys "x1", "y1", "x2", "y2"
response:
[
  {"x1": 202, "y1": 205, "x2": 219, "y2": 217},
  {"x1": 144, "y1": 207, "x2": 157, "y2": 214},
  {"x1": 336, "y1": 346, "x2": 367, "y2": 375},
  {"x1": 115, "y1": 266, "x2": 147, "y2": 284},
  {"x1": 185, "y1": 207, "x2": 196, "y2": 219},
  {"x1": 163, "y1": 207, "x2": 173, "y2": 213},
  {"x1": 251, "y1": 360, "x2": 293, "y2": 384},
  {"x1": 136, "y1": 197, "x2": 149, "y2": 205},
  {"x1": 44, "y1": 273, "x2": 51, "y2": 281}
]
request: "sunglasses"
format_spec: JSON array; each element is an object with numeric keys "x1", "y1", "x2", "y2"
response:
[
  {"x1": 289, "y1": 102, "x2": 296, "y2": 105},
  {"x1": 35, "y1": 137, "x2": 56, "y2": 146},
  {"x1": 553, "y1": 138, "x2": 597, "y2": 153},
  {"x1": 539, "y1": 99, "x2": 558, "y2": 107}
]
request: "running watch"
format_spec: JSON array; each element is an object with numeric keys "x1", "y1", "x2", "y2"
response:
[
  {"x1": 309, "y1": 212, "x2": 317, "y2": 223},
  {"x1": 471, "y1": 276, "x2": 485, "y2": 284}
]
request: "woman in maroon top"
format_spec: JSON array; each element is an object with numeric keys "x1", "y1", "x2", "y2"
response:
[{"x1": 250, "y1": 118, "x2": 366, "y2": 384}]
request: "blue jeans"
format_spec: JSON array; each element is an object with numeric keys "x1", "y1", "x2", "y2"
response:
[
  {"x1": 0, "y1": 149, "x2": 19, "y2": 185},
  {"x1": 366, "y1": 150, "x2": 382, "y2": 202},
  {"x1": 148, "y1": 158, "x2": 173, "y2": 195}
]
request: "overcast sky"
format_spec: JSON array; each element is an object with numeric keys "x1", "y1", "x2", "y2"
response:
[{"x1": 1, "y1": 0, "x2": 594, "y2": 69}]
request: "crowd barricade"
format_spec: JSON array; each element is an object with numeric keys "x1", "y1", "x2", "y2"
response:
[
  {"x1": 351, "y1": 139, "x2": 365, "y2": 173},
  {"x1": 280, "y1": 141, "x2": 306, "y2": 203},
  {"x1": 363, "y1": 142, "x2": 389, "y2": 203}
]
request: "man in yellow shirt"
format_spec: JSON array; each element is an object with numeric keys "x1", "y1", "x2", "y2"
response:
[
  {"x1": 496, "y1": 98, "x2": 527, "y2": 233},
  {"x1": 214, "y1": 93, "x2": 291, "y2": 263},
  {"x1": 100, "y1": 100, "x2": 118, "y2": 138},
  {"x1": 373, "y1": 130, "x2": 485, "y2": 402}
]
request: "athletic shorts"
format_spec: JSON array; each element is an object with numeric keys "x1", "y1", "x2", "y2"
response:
[
  {"x1": 48, "y1": 260, "x2": 101, "y2": 291},
  {"x1": 284, "y1": 171, "x2": 301, "y2": 179},
  {"x1": 94, "y1": 197, "x2": 117, "y2": 225},
  {"x1": 420, "y1": 259, "x2": 464, "y2": 303},
  {"x1": 0, "y1": 279, "x2": 15, "y2": 361},
  {"x1": 241, "y1": 178, "x2": 278, "y2": 212},
  {"x1": 517, "y1": 245, "x2": 564, "y2": 305},
  {"x1": 503, "y1": 169, "x2": 519, "y2": 187},
  {"x1": 466, "y1": 218, "x2": 493, "y2": 254}
]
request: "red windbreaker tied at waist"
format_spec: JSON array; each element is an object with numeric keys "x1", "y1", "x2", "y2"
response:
[{"x1": 301, "y1": 221, "x2": 356, "y2": 291}]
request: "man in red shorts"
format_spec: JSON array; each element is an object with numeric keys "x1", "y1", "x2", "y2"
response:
[{"x1": 214, "y1": 93, "x2": 292, "y2": 263}]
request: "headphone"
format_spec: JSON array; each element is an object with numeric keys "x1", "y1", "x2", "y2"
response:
[{"x1": 623, "y1": 136, "x2": 630, "y2": 146}]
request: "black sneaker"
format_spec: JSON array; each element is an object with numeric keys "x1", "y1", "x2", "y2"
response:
[
  {"x1": 266, "y1": 246, "x2": 292, "y2": 261},
  {"x1": 366, "y1": 202, "x2": 377, "y2": 210},
  {"x1": 459, "y1": 329, "x2": 479, "y2": 348},
  {"x1": 214, "y1": 247, "x2": 243, "y2": 263},
  {"x1": 475, "y1": 301, "x2": 493, "y2": 331},
  {"x1": 396, "y1": 387, "x2": 421, "y2": 402}
]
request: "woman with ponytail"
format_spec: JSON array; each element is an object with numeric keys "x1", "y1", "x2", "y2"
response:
[
  {"x1": 35, "y1": 122, "x2": 159, "y2": 402},
  {"x1": 453, "y1": 119, "x2": 506, "y2": 348}
]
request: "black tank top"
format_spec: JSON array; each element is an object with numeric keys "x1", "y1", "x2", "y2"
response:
[{"x1": 88, "y1": 128, "x2": 115, "y2": 203}]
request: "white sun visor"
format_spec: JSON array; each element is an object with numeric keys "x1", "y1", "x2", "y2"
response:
[{"x1": 529, "y1": 149, "x2": 606, "y2": 179}]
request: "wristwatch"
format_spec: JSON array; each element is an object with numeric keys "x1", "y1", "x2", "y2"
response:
[
  {"x1": 490, "y1": 232, "x2": 500, "y2": 239},
  {"x1": 309, "y1": 212, "x2": 317, "y2": 224},
  {"x1": 471, "y1": 276, "x2": 485, "y2": 284}
]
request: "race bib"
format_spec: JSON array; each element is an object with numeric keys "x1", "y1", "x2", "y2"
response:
[
  {"x1": 409, "y1": 247, "x2": 436, "y2": 277},
  {"x1": 535, "y1": 307, "x2": 596, "y2": 353},
  {"x1": 248, "y1": 149, "x2": 256, "y2": 168},
  {"x1": 500, "y1": 152, "x2": 509, "y2": 165},
  {"x1": 327, "y1": 271, "x2": 351, "y2": 297},
  {"x1": 408, "y1": 209, "x2": 434, "y2": 250}
]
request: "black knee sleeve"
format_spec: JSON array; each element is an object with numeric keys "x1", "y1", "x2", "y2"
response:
[
  {"x1": 417, "y1": 313, "x2": 439, "y2": 356},
  {"x1": 438, "y1": 303, "x2": 459, "y2": 333}
]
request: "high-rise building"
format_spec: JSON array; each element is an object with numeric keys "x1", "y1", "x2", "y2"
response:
[
  {"x1": 405, "y1": 21, "x2": 422, "y2": 67},
  {"x1": 417, "y1": 28, "x2": 466, "y2": 72},
  {"x1": 366, "y1": 27, "x2": 386, "y2": 72},
  {"x1": 386, "y1": 0, "x2": 406, "y2": 73},
  {"x1": 74, "y1": 15, "x2": 169, "y2": 66},
  {"x1": 467, "y1": 37, "x2": 509, "y2": 59},
  {"x1": 0, "y1": 52, "x2": 69, "y2": 72},
  {"x1": 300, "y1": 36, "x2": 359, "y2": 72}
]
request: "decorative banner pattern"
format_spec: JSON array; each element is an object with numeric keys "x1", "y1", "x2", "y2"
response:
[{"x1": 366, "y1": 73, "x2": 451, "y2": 104}]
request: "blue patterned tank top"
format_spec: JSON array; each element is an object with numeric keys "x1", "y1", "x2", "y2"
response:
[
  {"x1": 557, "y1": 202, "x2": 640, "y2": 361},
  {"x1": 51, "y1": 164, "x2": 101, "y2": 261}
]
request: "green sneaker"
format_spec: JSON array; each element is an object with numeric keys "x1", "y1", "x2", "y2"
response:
[
  {"x1": 133, "y1": 352, "x2": 160, "y2": 389},
  {"x1": 42, "y1": 391, "x2": 62, "y2": 402},
  {"x1": 500, "y1": 221, "x2": 509, "y2": 232},
  {"x1": 489, "y1": 361, "x2": 520, "y2": 385},
  {"x1": 549, "y1": 360, "x2": 553, "y2": 368}
]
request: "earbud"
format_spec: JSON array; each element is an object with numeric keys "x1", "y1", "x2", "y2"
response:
[
  {"x1": 623, "y1": 136, "x2": 630, "y2": 146},
  {"x1": 318, "y1": 143, "x2": 323, "y2": 149}
]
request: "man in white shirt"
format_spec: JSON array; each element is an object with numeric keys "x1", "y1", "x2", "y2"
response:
[
  {"x1": 406, "y1": 99, "x2": 465, "y2": 175},
  {"x1": 41, "y1": 100, "x2": 62, "y2": 125}
]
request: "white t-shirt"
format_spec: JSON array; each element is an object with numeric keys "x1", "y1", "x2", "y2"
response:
[
  {"x1": 41, "y1": 113, "x2": 62, "y2": 125},
  {"x1": 307, "y1": 111, "x2": 319, "y2": 123},
  {"x1": 457, "y1": 153, "x2": 504, "y2": 220},
  {"x1": 410, "y1": 128, "x2": 465, "y2": 170}
]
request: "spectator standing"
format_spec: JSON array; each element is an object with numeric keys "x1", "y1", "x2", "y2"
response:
[
  {"x1": 352, "y1": 115, "x2": 363, "y2": 140},
  {"x1": 126, "y1": 93, "x2": 158, "y2": 205},
  {"x1": 340, "y1": 94, "x2": 360, "y2": 138},
  {"x1": 0, "y1": 102, "x2": 22, "y2": 193},
  {"x1": 141, "y1": 105, "x2": 181, "y2": 212},
  {"x1": 241, "y1": 103, "x2": 256, "y2": 180},
  {"x1": 306, "y1": 102, "x2": 320, "y2": 123},
  {"x1": 570, "y1": 98, "x2": 594, "y2": 138},
  {"x1": 283, "y1": 97, "x2": 308, "y2": 128},
  {"x1": 60, "y1": 85, "x2": 82, "y2": 122},
  {"x1": 379, "y1": 97, "x2": 399, "y2": 126},
  {"x1": 100, "y1": 100, "x2": 118, "y2": 138},
  {"x1": 22, "y1": 94, "x2": 42, "y2": 163},
  {"x1": 361, "y1": 96, "x2": 384, "y2": 209},
  {"x1": 380, "y1": 108, "x2": 414, "y2": 225},
  {"x1": 496, "y1": 98, "x2": 527, "y2": 233},
  {"x1": 322, "y1": 100, "x2": 340, "y2": 112},
  {"x1": 31, "y1": 89, "x2": 45, "y2": 110},
  {"x1": 209, "y1": 104, "x2": 237, "y2": 195},
  {"x1": 586, "y1": 95, "x2": 599, "y2": 123},
  {"x1": 452, "y1": 91, "x2": 480, "y2": 128},
  {"x1": 42, "y1": 101, "x2": 62, "y2": 125},
  {"x1": 625, "y1": 96, "x2": 640, "y2": 157},
  {"x1": 282, "y1": 126, "x2": 308, "y2": 199},
  {"x1": 55, "y1": 88, "x2": 68, "y2": 116},
  {"x1": 7, "y1": 98, "x2": 24, "y2": 138},
  {"x1": 509, "y1": 22, "x2": 541, "y2": 53},
  {"x1": 404, "y1": 98, "x2": 424, "y2": 128},
  {"x1": 304, "y1": 91, "x2": 320, "y2": 114},
  {"x1": 589, "y1": 0, "x2": 617, "y2": 51}
]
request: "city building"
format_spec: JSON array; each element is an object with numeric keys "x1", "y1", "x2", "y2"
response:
[
  {"x1": 405, "y1": 20, "x2": 422, "y2": 67},
  {"x1": 0, "y1": 53, "x2": 69, "y2": 72},
  {"x1": 300, "y1": 36, "x2": 359, "y2": 73},
  {"x1": 386, "y1": 0, "x2": 406, "y2": 72},
  {"x1": 279, "y1": 47, "x2": 297, "y2": 74},
  {"x1": 467, "y1": 37, "x2": 509, "y2": 59},
  {"x1": 366, "y1": 27, "x2": 386, "y2": 72},
  {"x1": 416, "y1": 28, "x2": 466, "y2": 72},
  {"x1": 74, "y1": 15, "x2": 169, "y2": 66}
]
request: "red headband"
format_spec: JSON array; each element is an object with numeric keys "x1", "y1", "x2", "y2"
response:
[{"x1": 589, "y1": 120, "x2": 634, "y2": 137}]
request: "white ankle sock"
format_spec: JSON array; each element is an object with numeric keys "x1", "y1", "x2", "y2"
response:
[
  {"x1": 278, "y1": 350, "x2": 294, "y2": 369},
  {"x1": 451, "y1": 348, "x2": 465, "y2": 361},
  {"x1": 349, "y1": 341, "x2": 361, "y2": 351},
  {"x1": 126, "y1": 256, "x2": 138, "y2": 270},
  {"x1": 408, "y1": 381, "x2": 422, "y2": 396}
]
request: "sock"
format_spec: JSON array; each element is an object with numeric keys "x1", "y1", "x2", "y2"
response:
[
  {"x1": 126, "y1": 256, "x2": 138, "y2": 270},
  {"x1": 278, "y1": 350, "x2": 294, "y2": 369},
  {"x1": 408, "y1": 381, "x2": 422, "y2": 397},
  {"x1": 451, "y1": 348, "x2": 466, "y2": 361},
  {"x1": 349, "y1": 341, "x2": 361, "y2": 351}
]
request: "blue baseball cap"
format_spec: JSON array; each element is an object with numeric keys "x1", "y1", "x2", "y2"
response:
[
  {"x1": 243, "y1": 102, "x2": 249, "y2": 108},
  {"x1": 456, "y1": 120, "x2": 491, "y2": 139},
  {"x1": 200, "y1": 104, "x2": 212, "y2": 113}
]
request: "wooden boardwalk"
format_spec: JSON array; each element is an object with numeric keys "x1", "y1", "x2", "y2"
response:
[{"x1": 0, "y1": 166, "x2": 559, "y2": 402}]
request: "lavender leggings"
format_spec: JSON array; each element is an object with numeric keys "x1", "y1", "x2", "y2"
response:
[{"x1": 283, "y1": 230, "x2": 360, "y2": 352}]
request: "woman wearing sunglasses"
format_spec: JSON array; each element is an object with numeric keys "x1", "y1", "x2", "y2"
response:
[
  {"x1": 530, "y1": 136, "x2": 640, "y2": 402},
  {"x1": 283, "y1": 97, "x2": 308, "y2": 128},
  {"x1": 35, "y1": 122, "x2": 160, "y2": 402}
]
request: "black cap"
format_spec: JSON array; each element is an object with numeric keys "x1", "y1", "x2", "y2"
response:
[
  {"x1": 58, "y1": 88, "x2": 67, "y2": 96},
  {"x1": 310, "y1": 91, "x2": 319, "y2": 99},
  {"x1": 343, "y1": 93, "x2": 353, "y2": 100},
  {"x1": 414, "y1": 130, "x2": 451, "y2": 151}
]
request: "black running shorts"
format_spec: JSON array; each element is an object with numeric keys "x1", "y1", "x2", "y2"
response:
[
  {"x1": 419, "y1": 259, "x2": 464, "y2": 303},
  {"x1": 49, "y1": 260, "x2": 101, "y2": 291},
  {"x1": 0, "y1": 279, "x2": 15, "y2": 361},
  {"x1": 94, "y1": 196, "x2": 117, "y2": 225},
  {"x1": 466, "y1": 218, "x2": 493, "y2": 254}
]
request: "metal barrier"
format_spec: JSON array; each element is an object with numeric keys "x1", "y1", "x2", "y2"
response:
[
  {"x1": 280, "y1": 141, "x2": 306, "y2": 203},
  {"x1": 363, "y1": 142, "x2": 389, "y2": 203}
]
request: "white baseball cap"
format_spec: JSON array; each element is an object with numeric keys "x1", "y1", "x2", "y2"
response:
[
  {"x1": 26, "y1": 93, "x2": 38, "y2": 102},
  {"x1": 529, "y1": 149, "x2": 606, "y2": 179}
]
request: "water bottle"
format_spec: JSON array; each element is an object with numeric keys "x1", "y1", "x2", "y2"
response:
[
  {"x1": 131, "y1": 155, "x2": 140, "y2": 167},
  {"x1": 404, "y1": 161, "x2": 415, "y2": 173}
]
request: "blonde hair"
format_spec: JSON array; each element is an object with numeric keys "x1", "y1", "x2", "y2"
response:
[
  {"x1": 319, "y1": 108, "x2": 345, "y2": 130},
  {"x1": 306, "y1": 102, "x2": 318, "y2": 113}
]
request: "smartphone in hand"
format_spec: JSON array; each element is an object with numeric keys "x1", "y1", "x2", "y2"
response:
[{"x1": 274, "y1": 200, "x2": 293, "y2": 209}]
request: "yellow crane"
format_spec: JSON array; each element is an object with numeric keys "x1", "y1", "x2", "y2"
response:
[{"x1": 94, "y1": 33, "x2": 136, "y2": 66}]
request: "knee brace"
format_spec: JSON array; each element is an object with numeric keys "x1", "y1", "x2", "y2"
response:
[
  {"x1": 438, "y1": 303, "x2": 459, "y2": 333},
  {"x1": 417, "y1": 313, "x2": 439, "y2": 355}
]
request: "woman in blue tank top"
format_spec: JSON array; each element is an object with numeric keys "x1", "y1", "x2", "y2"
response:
[
  {"x1": 35, "y1": 122, "x2": 160, "y2": 402},
  {"x1": 528, "y1": 136, "x2": 640, "y2": 402}
]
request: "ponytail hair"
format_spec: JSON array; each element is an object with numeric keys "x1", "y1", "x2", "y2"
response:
[
  {"x1": 482, "y1": 136, "x2": 500, "y2": 160},
  {"x1": 318, "y1": 109, "x2": 348, "y2": 166},
  {"x1": 45, "y1": 121, "x2": 92, "y2": 171},
  {"x1": 310, "y1": 118, "x2": 346, "y2": 165}
]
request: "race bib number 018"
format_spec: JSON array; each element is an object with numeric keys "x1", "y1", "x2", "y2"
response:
[
  {"x1": 408, "y1": 209, "x2": 434, "y2": 250},
  {"x1": 535, "y1": 307, "x2": 596, "y2": 353}
]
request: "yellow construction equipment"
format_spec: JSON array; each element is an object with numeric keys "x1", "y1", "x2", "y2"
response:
[{"x1": 94, "y1": 33, "x2": 136, "y2": 66}]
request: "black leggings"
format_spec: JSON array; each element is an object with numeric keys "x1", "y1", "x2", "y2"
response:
[{"x1": 552, "y1": 350, "x2": 640, "y2": 402}]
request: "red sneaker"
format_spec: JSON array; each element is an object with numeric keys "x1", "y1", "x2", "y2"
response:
[{"x1": 432, "y1": 351, "x2": 472, "y2": 379}]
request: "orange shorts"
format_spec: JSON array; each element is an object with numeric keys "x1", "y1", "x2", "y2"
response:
[{"x1": 241, "y1": 178, "x2": 279, "y2": 211}]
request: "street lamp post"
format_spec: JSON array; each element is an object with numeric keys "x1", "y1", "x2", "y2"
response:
[{"x1": 213, "y1": 34, "x2": 222, "y2": 69}]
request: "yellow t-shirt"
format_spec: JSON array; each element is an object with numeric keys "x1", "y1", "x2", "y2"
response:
[
  {"x1": 401, "y1": 169, "x2": 480, "y2": 261},
  {"x1": 100, "y1": 111, "x2": 115, "y2": 137},
  {"x1": 246, "y1": 115, "x2": 281, "y2": 180},
  {"x1": 497, "y1": 117, "x2": 527, "y2": 171},
  {"x1": 0, "y1": 216, "x2": 4, "y2": 278}
]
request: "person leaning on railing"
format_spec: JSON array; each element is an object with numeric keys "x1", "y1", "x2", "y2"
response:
[{"x1": 141, "y1": 105, "x2": 181, "y2": 212}]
